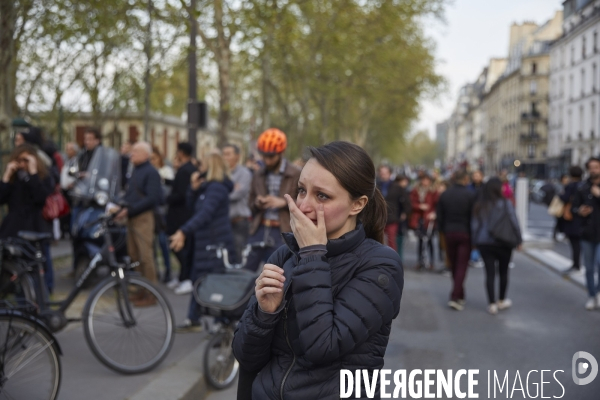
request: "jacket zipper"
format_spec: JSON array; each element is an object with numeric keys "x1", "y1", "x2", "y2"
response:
[{"x1": 279, "y1": 302, "x2": 295, "y2": 400}]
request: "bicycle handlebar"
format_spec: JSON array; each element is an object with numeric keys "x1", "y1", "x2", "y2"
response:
[{"x1": 205, "y1": 241, "x2": 269, "y2": 269}]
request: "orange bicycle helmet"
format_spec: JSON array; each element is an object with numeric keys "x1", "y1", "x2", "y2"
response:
[{"x1": 257, "y1": 128, "x2": 287, "y2": 155}]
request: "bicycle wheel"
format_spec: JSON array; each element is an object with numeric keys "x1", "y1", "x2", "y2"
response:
[
  {"x1": 82, "y1": 275, "x2": 174, "y2": 374},
  {"x1": 0, "y1": 313, "x2": 61, "y2": 400},
  {"x1": 203, "y1": 328, "x2": 239, "y2": 389}
]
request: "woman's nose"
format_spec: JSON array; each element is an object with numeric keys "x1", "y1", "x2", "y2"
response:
[{"x1": 297, "y1": 196, "x2": 313, "y2": 214}]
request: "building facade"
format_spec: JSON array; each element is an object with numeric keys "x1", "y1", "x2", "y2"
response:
[
  {"x1": 444, "y1": 12, "x2": 562, "y2": 177},
  {"x1": 549, "y1": 0, "x2": 600, "y2": 177}
]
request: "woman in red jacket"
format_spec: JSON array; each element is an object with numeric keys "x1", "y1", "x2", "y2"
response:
[{"x1": 410, "y1": 174, "x2": 438, "y2": 270}]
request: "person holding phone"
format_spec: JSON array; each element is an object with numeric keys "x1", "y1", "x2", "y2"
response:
[
  {"x1": 0, "y1": 144, "x2": 55, "y2": 292},
  {"x1": 572, "y1": 157, "x2": 600, "y2": 310},
  {"x1": 232, "y1": 141, "x2": 403, "y2": 399}
]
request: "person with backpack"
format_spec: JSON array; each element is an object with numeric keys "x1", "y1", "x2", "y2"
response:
[{"x1": 472, "y1": 177, "x2": 522, "y2": 315}]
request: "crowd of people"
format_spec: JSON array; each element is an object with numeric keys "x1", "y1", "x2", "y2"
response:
[
  {"x1": 541, "y1": 159, "x2": 600, "y2": 310},
  {"x1": 1, "y1": 124, "x2": 599, "y2": 319}
]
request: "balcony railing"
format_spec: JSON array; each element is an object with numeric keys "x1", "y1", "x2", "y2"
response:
[
  {"x1": 521, "y1": 111, "x2": 541, "y2": 121},
  {"x1": 520, "y1": 133, "x2": 543, "y2": 143}
]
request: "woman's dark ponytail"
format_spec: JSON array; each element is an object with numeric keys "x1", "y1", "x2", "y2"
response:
[
  {"x1": 308, "y1": 141, "x2": 387, "y2": 244},
  {"x1": 359, "y1": 186, "x2": 387, "y2": 244}
]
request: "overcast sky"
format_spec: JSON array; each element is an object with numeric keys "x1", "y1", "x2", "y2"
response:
[{"x1": 417, "y1": 0, "x2": 564, "y2": 139}]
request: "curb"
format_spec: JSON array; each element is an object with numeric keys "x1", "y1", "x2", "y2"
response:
[
  {"x1": 523, "y1": 247, "x2": 586, "y2": 290},
  {"x1": 129, "y1": 337, "x2": 209, "y2": 400}
]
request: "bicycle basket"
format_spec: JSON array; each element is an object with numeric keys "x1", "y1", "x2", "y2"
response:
[{"x1": 194, "y1": 270, "x2": 256, "y2": 319}]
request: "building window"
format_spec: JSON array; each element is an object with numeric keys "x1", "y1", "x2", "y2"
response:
[
  {"x1": 570, "y1": 74, "x2": 574, "y2": 99},
  {"x1": 583, "y1": 36, "x2": 587, "y2": 59},
  {"x1": 594, "y1": 64, "x2": 598, "y2": 92},
  {"x1": 571, "y1": 45, "x2": 575, "y2": 65},
  {"x1": 582, "y1": 68, "x2": 586, "y2": 97},
  {"x1": 532, "y1": 62, "x2": 537, "y2": 74},
  {"x1": 530, "y1": 80, "x2": 537, "y2": 95},
  {"x1": 560, "y1": 76, "x2": 564, "y2": 97},
  {"x1": 528, "y1": 145, "x2": 535, "y2": 158},
  {"x1": 580, "y1": 105, "x2": 585, "y2": 138},
  {"x1": 529, "y1": 122, "x2": 536, "y2": 135},
  {"x1": 595, "y1": 31, "x2": 598, "y2": 53},
  {"x1": 592, "y1": 102, "x2": 596, "y2": 139}
]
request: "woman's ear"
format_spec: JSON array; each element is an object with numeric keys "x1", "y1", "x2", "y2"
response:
[{"x1": 349, "y1": 195, "x2": 369, "y2": 216}]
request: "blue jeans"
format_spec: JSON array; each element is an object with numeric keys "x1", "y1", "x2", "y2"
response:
[
  {"x1": 581, "y1": 241, "x2": 600, "y2": 297},
  {"x1": 41, "y1": 241, "x2": 54, "y2": 294},
  {"x1": 154, "y1": 231, "x2": 172, "y2": 279},
  {"x1": 470, "y1": 249, "x2": 481, "y2": 262}
]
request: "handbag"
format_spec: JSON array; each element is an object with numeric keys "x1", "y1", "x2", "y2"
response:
[
  {"x1": 43, "y1": 186, "x2": 70, "y2": 221},
  {"x1": 562, "y1": 202, "x2": 573, "y2": 221},
  {"x1": 547, "y1": 196, "x2": 564, "y2": 217},
  {"x1": 489, "y1": 200, "x2": 520, "y2": 248}
]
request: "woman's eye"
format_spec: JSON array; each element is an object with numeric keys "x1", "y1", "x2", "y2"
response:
[
  {"x1": 317, "y1": 192, "x2": 329, "y2": 200},
  {"x1": 297, "y1": 187, "x2": 306, "y2": 195}
]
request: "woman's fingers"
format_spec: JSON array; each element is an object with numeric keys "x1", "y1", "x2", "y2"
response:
[
  {"x1": 257, "y1": 286, "x2": 282, "y2": 295},
  {"x1": 257, "y1": 269, "x2": 285, "y2": 283},
  {"x1": 256, "y1": 277, "x2": 284, "y2": 289}
]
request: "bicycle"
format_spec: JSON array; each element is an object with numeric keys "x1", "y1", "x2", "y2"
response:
[
  {"x1": 194, "y1": 241, "x2": 269, "y2": 389},
  {"x1": 0, "y1": 210, "x2": 175, "y2": 374},
  {"x1": 0, "y1": 301, "x2": 61, "y2": 400}
]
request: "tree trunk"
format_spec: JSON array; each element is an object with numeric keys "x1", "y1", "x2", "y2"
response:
[
  {"x1": 214, "y1": 0, "x2": 230, "y2": 147},
  {"x1": 143, "y1": 0, "x2": 153, "y2": 142},
  {"x1": 0, "y1": 2, "x2": 17, "y2": 138}
]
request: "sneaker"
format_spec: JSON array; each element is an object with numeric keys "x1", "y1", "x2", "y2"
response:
[
  {"x1": 509, "y1": 262, "x2": 515, "y2": 269},
  {"x1": 596, "y1": 293, "x2": 600, "y2": 307},
  {"x1": 448, "y1": 300, "x2": 464, "y2": 311},
  {"x1": 174, "y1": 279, "x2": 193, "y2": 295},
  {"x1": 474, "y1": 260, "x2": 484, "y2": 268},
  {"x1": 175, "y1": 319, "x2": 203, "y2": 333},
  {"x1": 487, "y1": 304, "x2": 498, "y2": 315},
  {"x1": 585, "y1": 297, "x2": 596, "y2": 311},
  {"x1": 498, "y1": 299, "x2": 512, "y2": 310},
  {"x1": 166, "y1": 278, "x2": 180, "y2": 290},
  {"x1": 457, "y1": 299, "x2": 466, "y2": 306},
  {"x1": 562, "y1": 266, "x2": 582, "y2": 276}
]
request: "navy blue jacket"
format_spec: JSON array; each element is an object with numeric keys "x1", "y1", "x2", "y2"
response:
[
  {"x1": 232, "y1": 223, "x2": 404, "y2": 399},
  {"x1": 572, "y1": 179, "x2": 600, "y2": 243},
  {"x1": 180, "y1": 179, "x2": 236, "y2": 273},
  {"x1": 124, "y1": 161, "x2": 163, "y2": 218}
]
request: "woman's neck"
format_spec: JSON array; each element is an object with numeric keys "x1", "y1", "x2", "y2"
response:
[{"x1": 327, "y1": 218, "x2": 357, "y2": 241}]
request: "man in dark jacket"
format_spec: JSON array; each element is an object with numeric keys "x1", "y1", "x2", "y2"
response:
[
  {"x1": 165, "y1": 142, "x2": 197, "y2": 292},
  {"x1": 572, "y1": 157, "x2": 600, "y2": 310},
  {"x1": 116, "y1": 142, "x2": 163, "y2": 303},
  {"x1": 377, "y1": 165, "x2": 402, "y2": 251},
  {"x1": 436, "y1": 170, "x2": 475, "y2": 311},
  {"x1": 77, "y1": 128, "x2": 102, "y2": 174}
]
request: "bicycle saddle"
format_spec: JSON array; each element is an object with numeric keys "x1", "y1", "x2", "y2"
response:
[{"x1": 17, "y1": 231, "x2": 52, "y2": 242}]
